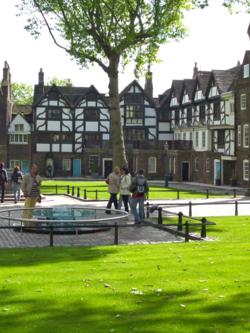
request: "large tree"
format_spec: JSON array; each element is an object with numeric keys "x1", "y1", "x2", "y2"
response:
[
  {"x1": 11, "y1": 82, "x2": 33, "y2": 105},
  {"x1": 17, "y1": 0, "x2": 248, "y2": 167}
]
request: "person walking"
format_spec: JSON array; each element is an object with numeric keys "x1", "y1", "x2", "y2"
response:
[
  {"x1": 105, "y1": 166, "x2": 121, "y2": 214},
  {"x1": 11, "y1": 166, "x2": 23, "y2": 203},
  {"x1": 21, "y1": 163, "x2": 42, "y2": 222},
  {"x1": 129, "y1": 169, "x2": 149, "y2": 224},
  {"x1": 119, "y1": 167, "x2": 132, "y2": 212},
  {"x1": 0, "y1": 162, "x2": 8, "y2": 203}
]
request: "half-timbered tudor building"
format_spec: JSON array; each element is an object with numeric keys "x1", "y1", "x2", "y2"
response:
[{"x1": 165, "y1": 64, "x2": 240, "y2": 185}]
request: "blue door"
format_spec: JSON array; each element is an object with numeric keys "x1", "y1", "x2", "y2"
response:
[{"x1": 73, "y1": 159, "x2": 81, "y2": 177}]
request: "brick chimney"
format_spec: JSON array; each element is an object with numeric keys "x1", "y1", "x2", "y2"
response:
[
  {"x1": 193, "y1": 62, "x2": 198, "y2": 79},
  {"x1": 144, "y1": 65, "x2": 153, "y2": 98},
  {"x1": 38, "y1": 68, "x2": 44, "y2": 86}
]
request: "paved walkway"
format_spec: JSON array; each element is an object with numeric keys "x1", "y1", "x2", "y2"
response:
[{"x1": 0, "y1": 195, "x2": 181, "y2": 248}]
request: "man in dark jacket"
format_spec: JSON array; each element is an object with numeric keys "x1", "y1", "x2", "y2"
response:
[
  {"x1": 129, "y1": 169, "x2": 149, "y2": 224},
  {"x1": 0, "y1": 162, "x2": 8, "y2": 203}
]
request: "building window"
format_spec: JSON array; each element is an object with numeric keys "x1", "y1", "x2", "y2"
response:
[
  {"x1": 124, "y1": 129, "x2": 145, "y2": 141},
  {"x1": 217, "y1": 130, "x2": 225, "y2": 148},
  {"x1": 84, "y1": 108, "x2": 99, "y2": 121},
  {"x1": 9, "y1": 160, "x2": 20, "y2": 169},
  {"x1": 53, "y1": 134, "x2": 60, "y2": 142},
  {"x1": 187, "y1": 107, "x2": 192, "y2": 124},
  {"x1": 240, "y1": 94, "x2": 246, "y2": 110},
  {"x1": 9, "y1": 134, "x2": 28, "y2": 144},
  {"x1": 202, "y1": 131, "x2": 206, "y2": 148},
  {"x1": 206, "y1": 158, "x2": 210, "y2": 173},
  {"x1": 243, "y1": 124, "x2": 249, "y2": 148},
  {"x1": 125, "y1": 105, "x2": 143, "y2": 124},
  {"x1": 89, "y1": 155, "x2": 99, "y2": 173},
  {"x1": 194, "y1": 157, "x2": 199, "y2": 172},
  {"x1": 183, "y1": 132, "x2": 186, "y2": 141},
  {"x1": 213, "y1": 101, "x2": 220, "y2": 121},
  {"x1": 199, "y1": 104, "x2": 206, "y2": 122},
  {"x1": 14, "y1": 124, "x2": 24, "y2": 131},
  {"x1": 148, "y1": 157, "x2": 157, "y2": 174},
  {"x1": 195, "y1": 132, "x2": 199, "y2": 147},
  {"x1": 237, "y1": 125, "x2": 241, "y2": 147},
  {"x1": 48, "y1": 109, "x2": 61, "y2": 120},
  {"x1": 189, "y1": 132, "x2": 193, "y2": 141},
  {"x1": 62, "y1": 159, "x2": 71, "y2": 171},
  {"x1": 243, "y1": 64, "x2": 249, "y2": 78},
  {"x1": 243, "y1": 160, "x2": 249, "y2": 181},
  {"x1": 173, "y1": 156, "x2": 176, "y2": 174}
]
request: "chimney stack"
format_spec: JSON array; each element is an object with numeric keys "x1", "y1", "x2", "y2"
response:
[
  {"x1": 38, "y1": 68, "x2": 44, "y2": 86},
  {"x1": 144, "y1": 64, "x2": 153, "y2": 98},
  {"x1": 2, "y1": 61, "x2": 11, "y2": 87},
  {"x1": 193, "y1": 62, "x2": 198, "y2": 79}
]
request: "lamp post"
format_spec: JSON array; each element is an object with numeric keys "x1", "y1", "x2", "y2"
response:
[{"x1": 164, "y1": 141, "x2": 169, "y2": 187}]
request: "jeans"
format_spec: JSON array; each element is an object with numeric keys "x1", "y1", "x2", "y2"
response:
[
  {"x1": 0, "y1": 183, "x2": 5, "y2": 203},
  {"x1": 106, "y1": 193, "x2": 118, "y2": 211},
  {"x1": 13, "y1": 183, "x2": 21, "y2": 202},
  {"x1": 118, "y1": 195, "x2": 130, "y2": 212},
  {"x1": 130, "y1": 197, "x2": 145, "y2": 223}
]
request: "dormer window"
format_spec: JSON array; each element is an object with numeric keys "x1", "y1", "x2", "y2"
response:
[
  {"x1": 170, "y1": 97, "x2": 178, "y2": 107},
  {"x1": 209, "y1": 85, "x2": 219, "y2": 98},
  {"x1": 195, "y1": 89, "x2": 204, "y2": 101},
  {"x1": 243, "y1": 64, "x2": 249, "y2": 79},
  {"x1": 182, "y1": 93, "x2": 189, "y2": 104},
  {"x1": 14, "y1": 124, "x2": 24, "y2": 131}
]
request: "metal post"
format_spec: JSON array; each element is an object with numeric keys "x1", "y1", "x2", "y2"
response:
[
  {"x1": 235, "y1": 200, "x2": 238, "y2": 216},
  {"x1": 72, "y1": 186, "x2": 75, "y2": 196},
  {"x1": 185, "y1": 221, "x2": 189, "y2": 242},
  {"x1": 95, "y1": 190, "x2": 98, "y2": 200},
  {"x1": 233, "y1": 189, "x2": 236, "y2": 198},
  {"x1": 77, "y1": 187, "x2": 80, "y2": 197},
  {"x1": 56, "y1": 185, "x2": 58, "y2": 194},
  {"x1": 67, "y1": 185, "x2": 70, "y2": 195},
  {"x1": 201, "y1": 217, "x2": 207, "y2": 238},
  {"x1": 84, "y1": 189, "x2": 87, "y2": 199},
  {"x1": 158, "y1": 207, "x2": 163, "y2": 224},
  {"x1": 178, "y1": 212, "x2": 183, "y2": 231},
  {"x1": 49, "y1": 226, "x2": 54, "y2": 247},
  {"x1": 114, "y1": 223, "x2": 118, "y2": 245},
  {"x1": 206, "y1": 189, "x2": 209, "y2": 199},
  {"x1": 177, "y1": 190, "x2": 180, "y2": 200},
  {"x1": 189, "y1": 201, "x2": 192, "y2": 217},
  {"x1": 146, "y1": 202, "x2": 150, "y2": 218}
]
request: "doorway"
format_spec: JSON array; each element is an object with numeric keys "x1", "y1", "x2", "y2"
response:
[
  {"x1": 182, "y1": 162, "x2": 189, "y2": 181},
  {"x1": 103, "y1": 159, "x2": 112, "y2": 178}
]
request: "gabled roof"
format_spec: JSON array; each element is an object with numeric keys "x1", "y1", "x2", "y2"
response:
[
  {"x1": 12, "y1": 105, "x2": 33, "y2": 124},
  {"x1": 158, "y1": 88, "x2": 171, "y2": 108},
  {"x1": 74, "y1": 84, "x2": 109, "y2": 107},
  {"x1": 33, "y1": 84, "x2": 89, "y2": 107},
  {"x1": 171, "y1": 80, "x2": 183, "y2": 103},
  {"x1": 183, "y1": 79, "x2": 196, "y2": 100},
  {"x1": 242, "y1": 50, "x2": 250, "y2": 64},
  {"x1": 211, "y1": 65, "x2": 240, "y2": 94},
  {"x1": 119, "y1": 80, "x2": 156, "y2": 106},
  {"x1": 196, "y1": 71, "x2": 211, "y2": 95}
]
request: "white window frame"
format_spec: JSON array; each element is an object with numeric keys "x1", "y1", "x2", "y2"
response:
[
  {"x1": 243, "y1": 124, "x2": 249, "y2": 148},
  {"x1": 14, "y1": 124, "x2": 24, "y2": 131},
  {"x1": 9, "y1": 160, "x2": 20, "y2": 169},
  {"x1": 237, "y1": 125, "x2": 241, "y2": 147},
  {"x1": 240, "y1": 94, "x2": 246, "y2": 110},
  {"x1": 62, "y1": 159, "x2": 71, "y2": 171},
  {"x1": 243, "y1": 64, "x2": 249, "y2": 79},
  {"x1": 202, "y1": 131, "x2": 206, "y2": 148},
  {"x1": 243, "y1": 160, "x2": 249, "y2": 181},
  {"x1": 148, "y1": 156, "x2": 157, "y2": 174},
  {"x1": 9, "y1": 134, "x2": 28, "y2": 144}
]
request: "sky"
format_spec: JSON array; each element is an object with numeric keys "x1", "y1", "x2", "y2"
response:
[{"x1": 0, "y1": 1, "x2": 249, "y2": 96}]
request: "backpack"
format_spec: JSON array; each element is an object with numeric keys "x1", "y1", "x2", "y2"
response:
[
  {"x1": 0, "y1": 169, "x2": 6, "y2": 183},
  {"x1": 12, "y1": 171, "x2": 22, "y2": 184},
  {"x1": 135, "y1": 175, "x2": 147, "y2": 194}
]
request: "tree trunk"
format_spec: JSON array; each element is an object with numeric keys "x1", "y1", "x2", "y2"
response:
[{"x1": 108, "y1": 54, "x2": 127, "y2": 168}]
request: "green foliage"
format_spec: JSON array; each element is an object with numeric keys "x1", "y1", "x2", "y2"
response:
[
  {"x1": 47, "y1": 77, "x2": 73, "y2": 86},
  {"x1": 11, "y1": 82, "x2": 33, "y2": 105}
]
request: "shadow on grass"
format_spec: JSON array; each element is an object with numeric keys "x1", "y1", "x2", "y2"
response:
[
  {"x1": 0, "y1": 286, "x2": 250, "y2": 333},
  {"x1": 0, "y1": 246, "x2": 118, "y2": 268}
]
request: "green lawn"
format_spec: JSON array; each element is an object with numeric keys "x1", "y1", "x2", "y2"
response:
[
  {"x1": 41, "y1": 180, "x2": 233, "y2": 200},
  {"x1": 1, "y1": 216, "x2": 250, "y2": 332}
]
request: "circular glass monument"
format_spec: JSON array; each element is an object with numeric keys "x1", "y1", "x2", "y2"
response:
[{"x1": 0, "y1": 206, "x2": 129, "y2": 234}]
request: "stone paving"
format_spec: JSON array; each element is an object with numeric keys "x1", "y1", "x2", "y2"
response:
[{"x1": 0, "y1": 195, "x2": 182, "y2": 248}]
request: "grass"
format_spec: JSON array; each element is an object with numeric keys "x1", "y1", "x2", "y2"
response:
[
  {"x1": 1, "y1": 216, "x2": 250, "y2": 332},
  {"x1": 41, "y1": 180, "x2": 233, "y2": 200}
]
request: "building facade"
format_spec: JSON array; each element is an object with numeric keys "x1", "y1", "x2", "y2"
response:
[{"x1": 1, "y1": 51, "x2": 250, "y2": 186}]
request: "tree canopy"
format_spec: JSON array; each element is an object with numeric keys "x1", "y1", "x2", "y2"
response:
[
  {"x1": 11, "y1": 82, "x2": 33, "y2": 105},
  {"x1": 17, "y1": 0, "x2": 250, "y2": 167}
]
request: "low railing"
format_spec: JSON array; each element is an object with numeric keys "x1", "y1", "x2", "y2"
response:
[
  {"x1": 145, "y1": 202, "x2": 217, "y2": 242},
  {"x1": 40, "y1": 185, "x2": 239, "y2": 200}
]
